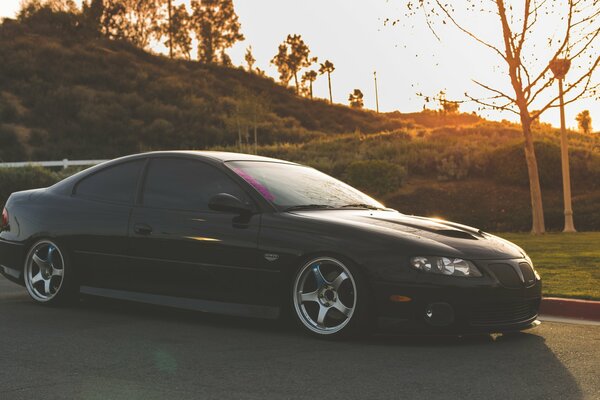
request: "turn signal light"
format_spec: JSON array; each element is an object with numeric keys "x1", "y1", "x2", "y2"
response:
[
  {"x1": 389, "y1": 295, "x2": 412, "y2": 302},
  {"x1": 1, "y1": 207, "x2": 8, "y2": 230}
]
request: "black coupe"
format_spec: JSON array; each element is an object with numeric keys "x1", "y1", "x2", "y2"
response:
[{"x1": 0, "y1": 151, "x2": 541, "y2": 337}]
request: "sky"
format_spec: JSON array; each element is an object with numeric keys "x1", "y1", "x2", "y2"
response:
[{"x1": 1, "y1": 0, "x2": 597, "y2": 129}]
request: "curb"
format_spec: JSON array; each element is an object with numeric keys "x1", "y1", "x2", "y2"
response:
[{"x1": 540, "y1": 297, "x2": 600, "y2": 322}]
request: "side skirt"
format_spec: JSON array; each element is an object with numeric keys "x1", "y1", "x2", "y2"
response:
[{"x1": 79, "y1": 286, "x2": 280, "y2": 319}]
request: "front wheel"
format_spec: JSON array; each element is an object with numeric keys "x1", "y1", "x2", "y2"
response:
[
  {"x1": 292, "y1": 257, "x2": 371, "y2": 337},
  {"x1": 24, "y1": 239, "x2": 76, "y2": 305}
]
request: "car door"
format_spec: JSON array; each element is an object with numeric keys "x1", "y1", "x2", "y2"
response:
[
  {"x1": 68, "y1": 159, "x2": 145, "y2": 290},
  {"x1": 126, "y1": 156, "x2": 274, "y2": 305}
]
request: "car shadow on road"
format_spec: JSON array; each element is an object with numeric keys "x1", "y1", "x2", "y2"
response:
[
  {"x1": 1, "y1": 283, "x2": 586, "y2": 400},
  {"x1": 74, "y1": 296, "x2": 588, "y2": 399}
]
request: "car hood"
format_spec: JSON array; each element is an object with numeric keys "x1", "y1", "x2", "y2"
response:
[{"x1": 289, "y1": 209, "x2": 527, "y2": 260}]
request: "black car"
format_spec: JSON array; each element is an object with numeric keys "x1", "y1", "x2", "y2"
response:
[{"x1": 0, "y1": 151, "x2": 541, "y2": 337}]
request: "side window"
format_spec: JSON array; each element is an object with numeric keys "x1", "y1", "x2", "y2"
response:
[
  {"x1": 142, "y1": 158, "x2": 249, "y2": 211},
  {"x1": 75, "y1": 160, "x2": 144, "y2": 204}
]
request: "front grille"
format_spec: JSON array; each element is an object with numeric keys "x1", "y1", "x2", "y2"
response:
[
  {"x1": 487, "y1": 263, "x2": 522, "y2": 288},
  {"x1": 469, "y1": 299, "x2": 539, "y2": 326},
  {"x1": 519, "y1": 262, "x2": 536, "y2": 286}
]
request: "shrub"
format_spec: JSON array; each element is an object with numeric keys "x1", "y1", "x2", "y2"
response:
[
  {"x1": 0, "y1": 166, "x2": 61, "y2": 207},
  {"x1": 344, "y1": 160, "x2": 406, "y2": 197},
  {"x1": 0, "y1": 125, "x2": 27, "y2": 161},
  {"x1": 487, "y1": 141, "x2": 562, "y2": 188},
  {"x1": 436, "y1": 151, "x2": 471, "y2": 181}
]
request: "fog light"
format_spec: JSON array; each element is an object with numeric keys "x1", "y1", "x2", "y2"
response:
[{"x1": 424, "y1": 302, "x2": 455, "y2": 327}]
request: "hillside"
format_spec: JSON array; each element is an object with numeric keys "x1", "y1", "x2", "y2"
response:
[
  {"x1": 0, "y1": 14, "x2": 599, "y2": 232},
  {"x1": 0, "y1": 16, "x2": 471, "y2": 162}
]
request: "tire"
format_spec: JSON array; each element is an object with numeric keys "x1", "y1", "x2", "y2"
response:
[
  {"x1": 23, "y1": 239, "x2": 77, "y2": 305},
  {"x1": 291, "y1": 256, "x2": 371, "y2": 338}
]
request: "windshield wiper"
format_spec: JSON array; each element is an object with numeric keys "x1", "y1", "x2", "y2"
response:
[
  {"x1": 341, "y1": 203, "x2": 386, "y2": 210},
  {"x1": 284, "y1": 204, "x2": 336, "y2": 212}
]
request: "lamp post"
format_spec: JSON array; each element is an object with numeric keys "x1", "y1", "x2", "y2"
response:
[
  {"x1": 549, "y1": 58, "x2": 576, "y2": 233},
  {"x1": 373, "y1": 71, "x2": 380, "y2": 113}
]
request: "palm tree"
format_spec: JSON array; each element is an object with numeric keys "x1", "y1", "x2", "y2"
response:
[
  {"x1": 319, "y1": 60, "x2": 335, "y2": 103},
  {"x1": 302, "y1": 70, "x2": 318, "y2": 99}
]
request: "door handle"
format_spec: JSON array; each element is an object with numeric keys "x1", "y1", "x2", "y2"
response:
[{"x1": 134, "y1": 223, "x2": 153, "y2": 235}]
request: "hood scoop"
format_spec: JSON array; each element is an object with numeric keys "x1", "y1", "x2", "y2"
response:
[
  {"x1": 434, "y1": 229, "x2": 478, "y2": 240},
  {"x1": 366, "y1": 216, "x2": 480, "y2": 240}
]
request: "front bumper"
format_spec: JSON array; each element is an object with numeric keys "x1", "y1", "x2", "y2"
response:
[
  {"x1": 0, "y1": 238, "x2": 25, "y2": 284},
  {"x1": 373, "y1": 258, "x2": 542, "y2": 334}
]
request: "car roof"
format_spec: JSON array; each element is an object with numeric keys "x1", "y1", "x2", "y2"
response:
[
  {"x1": 137, "y1": 150, "x2": 297, "y2": 164},
  {"x1": 48, "y1": 150, "x2": 298, "y2": 195}
]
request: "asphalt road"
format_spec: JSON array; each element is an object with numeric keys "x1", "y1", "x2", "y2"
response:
[{"x1": 1, "y1": 277, "x2": 599, "y2": 400}]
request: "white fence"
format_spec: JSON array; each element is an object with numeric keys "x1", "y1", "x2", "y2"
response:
[{"x1": 0, "y1": 159, "x2": 108, "y2": 169}]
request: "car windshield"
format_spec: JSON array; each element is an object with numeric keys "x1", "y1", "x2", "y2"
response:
[{"x1": 227, "y1": 161, "x2": 386, "y2": 211}]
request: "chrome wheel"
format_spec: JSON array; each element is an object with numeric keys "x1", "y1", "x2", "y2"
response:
[
  {"x1": 24, "y1": 240, "x2": 65, "y2": 302},
  {"x1": 293, "y1": 257, "x2": 357, "y2": 335}
]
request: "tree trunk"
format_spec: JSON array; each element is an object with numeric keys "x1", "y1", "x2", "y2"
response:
[
  {"x1": 254, "y1": 122, "x2": 258, "y2": 154},
  {"x1": 293, "y1": 71, "x2": 299, "y2": 94},
  {"x1": 309, "y1": 81, "x2": 313, "y2": 99},
  {"x1": 167, "y1": 0, "x2": 173, "y2": 59},
  {"x1": 327, "y1": 72, "x2": 332, "y2": 103},
  {"x1": 496, "y1": 0, "x2": 545, "y2": 234},
  {"x1": 520, "y1": 115, "x2": 546, "y2": 234}
]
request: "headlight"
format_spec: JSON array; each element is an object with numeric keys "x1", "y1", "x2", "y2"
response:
[{"x1": 410, "y1": 256, "x2": 482, "y2": 277}]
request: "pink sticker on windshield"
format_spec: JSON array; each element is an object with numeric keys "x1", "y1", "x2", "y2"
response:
[{"x1": 232, "y1": 168, "x2": 276, "y2": 202}]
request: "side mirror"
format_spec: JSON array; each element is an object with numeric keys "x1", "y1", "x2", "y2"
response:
[{"x1": 208, "y1": 193, "x2": 252, "y2": 215}]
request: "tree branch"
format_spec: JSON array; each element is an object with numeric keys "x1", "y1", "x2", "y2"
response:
[
  {"x1": 434, "y1": 0, "x2": 507, "y2": 60},
  {"x1": 524, "y1": 0, "x2": 575, "y2": 96},
  {"x1": 465, "y1": 93, "x2": 520, "y2": 115},
  {"x1": 531, "y1": 54, "x2": 600, "y2": 119},
  {"x1": 472, "y1": 79, "x2": 516, "y2": 102},
  {"x1": 515, "y1": 0, "x2": 531, "y2": 56}
]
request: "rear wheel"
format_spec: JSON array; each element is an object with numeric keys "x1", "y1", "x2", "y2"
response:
[
  {"x1": 24, "y1": 240, "x2": 76, "y2": 305},
  {"x1": 292, "y1": 256, "x2": 370, "y2": 337}
]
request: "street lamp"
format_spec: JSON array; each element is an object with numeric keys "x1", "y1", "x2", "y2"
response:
[
  {"x1": 549, "y1": 58, "x2": 576, "y2": 232},
  {"x1": 373, "y1": 71, "x2": 380, "y2": 114}
]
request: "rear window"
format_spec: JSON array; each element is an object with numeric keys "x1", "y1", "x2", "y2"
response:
[{"x1": 75, "y1": 160, "x2": 144, "y2": 204}]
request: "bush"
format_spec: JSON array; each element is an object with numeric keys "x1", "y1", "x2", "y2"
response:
[
  {"x1": 0, "y1": 166, "x2": 61, "y2": 207},
  {"x1": 487, "y1": 142, "x2": 562, "y2": 188},
  {"x1": 436, "y1": 150, "x2": 471, "y2": 181},
  {"x1": 345, "y1": 160, "x2": 406, "y2": 197},
  {"x1": 0, "y1": 125, "x2": 27, "y2": 161}
]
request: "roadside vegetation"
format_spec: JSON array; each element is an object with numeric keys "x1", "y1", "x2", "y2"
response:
[
  {"x1": 498, "y1": 233, "x2": 600, "y2": 300},
  {"x1": 1, "y1": 3, "x2": 599, "y2": 300}
]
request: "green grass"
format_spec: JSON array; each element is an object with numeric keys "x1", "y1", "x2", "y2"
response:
[{"x1": 497, "y1": 232, "x2": 600, "y2": 300}]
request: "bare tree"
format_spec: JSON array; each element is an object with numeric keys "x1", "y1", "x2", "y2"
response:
[{"x1": 399, "y1": 0, "x2": 600, "y2": 234}]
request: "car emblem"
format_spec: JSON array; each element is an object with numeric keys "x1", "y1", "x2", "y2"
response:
[{"x1": 264, "y1": 253, "x2": 279, "y2": 262}]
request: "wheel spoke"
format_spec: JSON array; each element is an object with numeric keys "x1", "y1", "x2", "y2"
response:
[
  {"x1": 32, "y1": 253, "x2": 50, "y2": 270},
  {"x1": 311, "y1": 264, "x2": 328, "y2": 287},
  {"x1": 316, "y1": 305, "x2": 329, "y2": 327},
  {"x1": 332, "y1": 300, "x2": 352, "y2": 317},
  {"x1": 331, "y1": 271, "x2": 349, "y2": 290},
  {"x1": 52, "y1": 268, "x2": 64, "y2": 277},
  {"x1": 300, "y1": 290, "x2": 319, "y2": 304},
  {"x1": 31, "y1": 272, "x2": 43, "y2": 284},
  {"x1": 43, "y1": 279, "x2": 52, "y2": 295}
]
